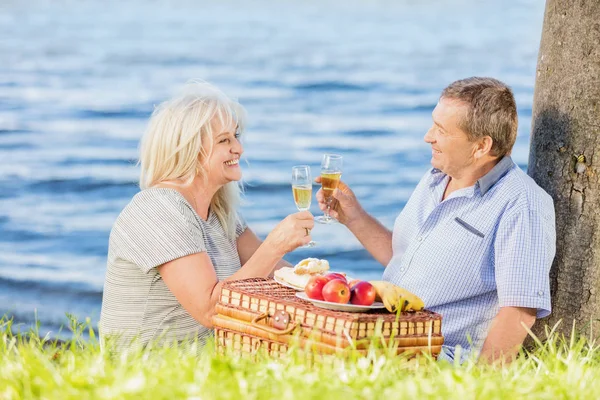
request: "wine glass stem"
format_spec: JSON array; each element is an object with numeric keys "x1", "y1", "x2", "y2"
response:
[{"x1": 324, "y1": 198, "x2": 332, "y2": 219}]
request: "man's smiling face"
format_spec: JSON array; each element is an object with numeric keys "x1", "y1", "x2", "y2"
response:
[{"x1": 424, "y1": 97, "x2": 481, "y2": 178}]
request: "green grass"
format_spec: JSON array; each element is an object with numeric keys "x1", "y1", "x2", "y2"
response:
[{"x1": 1, "y1": 315, "x2": 599, "y2": 400}]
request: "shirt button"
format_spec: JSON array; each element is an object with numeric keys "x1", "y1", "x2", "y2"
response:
[
  {"x1": 400, "y1": 268, "x2": 405, "y2": 272},
  {"x1": 417, "y1": 237, "x2": 423, "y2": 242},
  {"x1": 538, "y1": 291, "x2": 544, "y2": 296}
]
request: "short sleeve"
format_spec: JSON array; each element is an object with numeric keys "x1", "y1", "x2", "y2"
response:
[
  {"x1": 494, "y1": 208, "x2": 555, "y2": 318},
  {"x1": 235, "y1": 213, "x2": 248, "y2": 239},
  {"x1": 111, "y1": 190, "x2": 206, "y2": 273}
]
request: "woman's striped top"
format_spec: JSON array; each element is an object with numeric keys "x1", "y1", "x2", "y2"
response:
[{"x1": 99, "y1": 188, "x2": 246, "y2": 351}]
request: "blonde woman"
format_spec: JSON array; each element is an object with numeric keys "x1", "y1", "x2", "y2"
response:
[{"x1": 99, "y1": 82, "x2": 314, "y2": 351}]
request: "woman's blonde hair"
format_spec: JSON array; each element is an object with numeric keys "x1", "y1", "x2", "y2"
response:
[{"x1": 139, "y1": 80, "x2": 246, "y2": 239}]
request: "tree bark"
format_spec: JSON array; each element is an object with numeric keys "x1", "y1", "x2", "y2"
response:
[{"x1": 529, "y1": 0, "x2": 600, "y2": 340}]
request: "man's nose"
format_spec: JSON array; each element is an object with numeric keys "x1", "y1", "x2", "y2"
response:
[{"x1": 424, "y1": 127, "x2": 435, "y2": 143}]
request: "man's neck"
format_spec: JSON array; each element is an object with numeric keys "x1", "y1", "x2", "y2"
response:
[{"x1": 443, "y1": 157, "x2": 501, "y2": 200}]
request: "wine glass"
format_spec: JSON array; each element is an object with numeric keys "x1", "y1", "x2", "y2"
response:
[
  {"x1": 292, "y1": 165, "x2": 316, "y2": 247},
  {"x1": 315, "y1": 153, "x2": 343, "y2": 224}
]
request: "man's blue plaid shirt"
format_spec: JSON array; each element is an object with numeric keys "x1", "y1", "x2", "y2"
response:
[{"x1": 383, "y1": 156, "x2": 556, "y2": 361}]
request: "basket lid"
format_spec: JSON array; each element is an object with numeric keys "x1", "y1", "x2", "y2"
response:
[{"x1": 219, "y1": 278, "x2": 442, "y2": 323}]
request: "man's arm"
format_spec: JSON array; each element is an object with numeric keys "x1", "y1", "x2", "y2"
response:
[
  {"x1": 315, "y1": 178, "x2": 393, "y2": 266},
  {"x1": 485, "y1": 205, "x2": 554, "y2": 363},
  {"x1": 345, "y1": 210, "x2": 393, "y2": 266},
  {"x1": 478, "y1": 306, "x2": 537, "y2": 364}
]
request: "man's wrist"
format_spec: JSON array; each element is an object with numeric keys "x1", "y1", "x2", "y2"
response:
[{"x1": 345, "y1": 208, "x2": 368, "y2": 231}]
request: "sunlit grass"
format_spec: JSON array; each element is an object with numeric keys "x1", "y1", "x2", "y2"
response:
[{"x1": 1, "y1": 315, "x2": 599, "y2": 399}]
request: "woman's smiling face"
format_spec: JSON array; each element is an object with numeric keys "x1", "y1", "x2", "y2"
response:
[{"x1": 201, "y1": 120, "x2": 244, "y2": 186}]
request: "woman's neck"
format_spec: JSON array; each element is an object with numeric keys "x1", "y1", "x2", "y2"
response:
[
  {"x1": 156, "y1": 177, "x2": 221, "y2": 221},
  {"x1": 188, "y1": 178, "x2": 220, "y2": 221}
]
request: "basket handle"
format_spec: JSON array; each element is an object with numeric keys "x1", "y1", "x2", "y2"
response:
[{"x1": 251, "y1": 312, "x2": 297, "y2": 335}]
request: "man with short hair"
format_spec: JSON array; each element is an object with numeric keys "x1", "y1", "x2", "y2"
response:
[{"x1": 317, "y1": 77, "x2": 556, "y2": 363}]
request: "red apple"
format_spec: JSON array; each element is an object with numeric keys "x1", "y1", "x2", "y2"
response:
[
  {"x1": 322, "y1": 279, "x2": 351, "y2": 304},
  {"x1": 348, "y1": 279, "x2": 361, "y2": 289},
  {"x1": 350, "y1": 281, "x2": 376, "y2": 306},
  {"x1": 305, "y1": 276, "x2": 329, "y2": 300},
  {"x1": 324, "y1": 272, "x2": 347, "y2": 283}
]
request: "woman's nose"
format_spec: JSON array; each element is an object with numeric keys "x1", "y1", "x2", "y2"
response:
[{"x1": 232, "y1": 137, "x2": 243, "y2": 155}]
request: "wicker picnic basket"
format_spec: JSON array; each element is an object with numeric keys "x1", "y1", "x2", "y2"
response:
[{"x1": 213, "y1": 278, "x2": 443, "y2": 358}]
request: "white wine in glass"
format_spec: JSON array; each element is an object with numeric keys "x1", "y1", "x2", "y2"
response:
[
  {"x1": 292, "y1": 185, "x2": 312, "y2": 210},
  {"x1": 316, "y1": 154, "x2": 342, "y2": 224},
  {"x1": 292, "y1": 165, "x2": 316, "y2": 247}
]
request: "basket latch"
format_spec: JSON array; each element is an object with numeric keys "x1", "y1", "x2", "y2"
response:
[
  {"x1": 251, "y1": 311, "x2": 296, "y2": 335},
  {"x1": 272, "y1": 310, "x2": 291, "y2": 331}
]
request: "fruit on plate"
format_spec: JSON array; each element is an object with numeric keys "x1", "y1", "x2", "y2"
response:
[
  {"x1": 305, "y1": 275, "x2": 329, "y2": 300},
  {"x1": 322, "y1": 279, "x2": 351, "y2": 303},
  {"x1": 324, "y1": 272, "x2": 347, "y2": 283},
  {"x1": 350, "y1": 281, "x2": 376, "y2": 306},
  {"x1": 347, "y1": 278, "x2": 362, "y2": 289},
  {"x1": 369, "y1": 281, "x2": 425, "y2": 312}
]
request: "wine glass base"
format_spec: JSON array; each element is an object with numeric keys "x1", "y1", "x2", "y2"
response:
[{"x1": 315, "y1": 215, "x2": 338, "y2": 224}]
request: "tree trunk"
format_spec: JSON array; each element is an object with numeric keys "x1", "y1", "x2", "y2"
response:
[{"x1": 529, "y1": 0, "x2": 600, "y2": 340}]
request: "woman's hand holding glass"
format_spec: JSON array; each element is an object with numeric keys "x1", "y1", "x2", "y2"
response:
[
  {"x1": 264, "y1": 211, "x2": 315, "y2": 255},
  {"x1": 292, "y1": 165, "x2": 316, "y2": 247}
]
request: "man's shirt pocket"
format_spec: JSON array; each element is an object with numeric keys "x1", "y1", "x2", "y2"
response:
[{"x1": 454, "y1": 217, "x2": 485, "y2": 238}]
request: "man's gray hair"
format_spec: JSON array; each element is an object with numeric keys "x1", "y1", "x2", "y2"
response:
[{"x1": 441, "y1": 77, "x2": 518, "y2": 158}]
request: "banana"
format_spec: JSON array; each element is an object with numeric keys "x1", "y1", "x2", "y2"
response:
[{"x1": 369, "y1": 281, "x2": 425, "y2": 313}]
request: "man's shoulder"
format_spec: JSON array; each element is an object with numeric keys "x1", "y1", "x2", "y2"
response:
[
  {"x1": 494, "y1": 166, "x2": 554, "y2": 216},
  {"x1": 417, "y1": 167, "x2": 443, "y2": 187}
]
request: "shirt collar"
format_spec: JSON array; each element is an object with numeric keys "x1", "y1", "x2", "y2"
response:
[
  {"x1": 429, "y1": 156, "x2": 515, "y2": 196},
  {"x1": 476, "y1": 156, "x2": 515, "y2": 195}
]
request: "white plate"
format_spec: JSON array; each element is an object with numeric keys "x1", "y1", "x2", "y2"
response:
[
  {"x1": 273, "y1": 275, "x2": 304, "y2": 291},
  {"x1": 295, "y1": 292, "x2": 386, "y2": 313}
]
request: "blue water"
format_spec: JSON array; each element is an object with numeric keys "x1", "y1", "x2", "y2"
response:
[{"x1": 0, "y1": 0, "x2": 545, "y2": 336}]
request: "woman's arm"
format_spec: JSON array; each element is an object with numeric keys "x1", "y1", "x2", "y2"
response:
[
  {"x1": 159, "y1": 211, "x2": 313, "y2": 328},
  {"x1": 158, "y1": 243, "x2": 281, "y2": 328},
  {"x1": 237, "y1": 228, "x2": 293, "y2": 274}
]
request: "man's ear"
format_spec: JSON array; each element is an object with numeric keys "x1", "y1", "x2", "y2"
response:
[{"x1": 474, "y1": 136, "x2": 494, "y2": 159}]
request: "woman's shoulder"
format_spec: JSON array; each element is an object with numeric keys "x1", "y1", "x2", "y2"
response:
[
  {"x1": 132, "y1": 187, "x2": 185, "y2": 204},
  {"x1": 108, "y1": 187, "x2": 207, "y2": 273},
  {"x1": 126, "y1": 187, "x2": 190, "y2": 213},
  {"x1": 115, "y1": 188, "x2": 196, "y2": 229}
]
